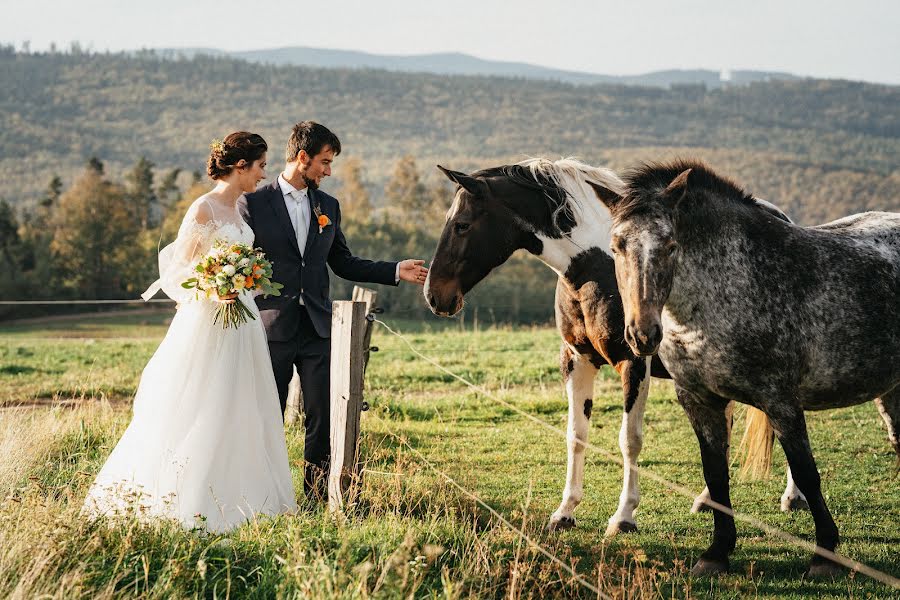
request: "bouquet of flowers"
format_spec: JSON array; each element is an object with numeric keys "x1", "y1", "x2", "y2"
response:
[{"x1": 181, "y1": 240, "x2": 283, "y2": 329}]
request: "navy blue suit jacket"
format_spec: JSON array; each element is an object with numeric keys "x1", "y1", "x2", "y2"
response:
[{"x1": 238, "y1": 180, "x2": 397, "y2": 340}]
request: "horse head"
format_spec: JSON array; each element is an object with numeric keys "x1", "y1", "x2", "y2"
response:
[
  {"x1": 588, "y1": 170, "x2": 690, "y2": 356},
  {"x1": 424, "y1": 164, "x2": 550, "y2": 316}
]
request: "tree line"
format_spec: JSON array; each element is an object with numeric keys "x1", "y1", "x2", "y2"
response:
[
  {"x1": 2, "y1": 48, "x2": 899, "y2": 322},
  {"x1": 0, "y1": 155, "x2": 556, "y2": 323}
]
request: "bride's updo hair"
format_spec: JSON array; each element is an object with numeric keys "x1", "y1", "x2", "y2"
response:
[{"x1": 207, "y1": 132, "x2": 267, "y2": 180}]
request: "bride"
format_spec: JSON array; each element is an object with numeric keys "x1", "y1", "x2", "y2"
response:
[{"x1": 82, "y1": 132, "x2": 298, "y2": 532}]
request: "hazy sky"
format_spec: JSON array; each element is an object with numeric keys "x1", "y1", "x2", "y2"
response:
[{"x1": 2, "y1": 0, "x2": 898, "y2": 84}]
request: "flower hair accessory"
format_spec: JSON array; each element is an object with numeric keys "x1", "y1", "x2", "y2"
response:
[
  {"x1": 313, "y1": 203, "x2": 331, "y2": 233},
  {"x1": 209, "y1": 138, "x2": 225, "y2": 153}
]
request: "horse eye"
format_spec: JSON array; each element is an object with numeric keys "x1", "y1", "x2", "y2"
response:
[
  {"x1": 454, "y1": 222, "x2": 471, "y2": 235},
  {"x1": 611, "y1": 238, "x2": 625, "y2": 254},
  {"x1": 664, "y1": 241, "x2": 678, "y2": 255}
]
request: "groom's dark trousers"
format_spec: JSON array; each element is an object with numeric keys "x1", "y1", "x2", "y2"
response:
[{"x1": 238, "y1": 180, "x2": 397, "y2": 500}]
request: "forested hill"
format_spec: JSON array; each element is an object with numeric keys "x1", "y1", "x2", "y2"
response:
[{"x1": 1, "y1": 49, "x2": 899, "y2": 224}]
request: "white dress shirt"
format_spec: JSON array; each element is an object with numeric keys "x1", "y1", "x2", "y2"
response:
[
  {"x1": 278, "y1": 175, "x2": 309, "y2": 248},
  {"x1": 278, "y1": 175, "x2": 310, "y2": 304}
]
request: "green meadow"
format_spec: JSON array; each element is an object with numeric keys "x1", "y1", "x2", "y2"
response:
[{"x1": 1, "y1": 310, "x2": 897, "y2": 598}]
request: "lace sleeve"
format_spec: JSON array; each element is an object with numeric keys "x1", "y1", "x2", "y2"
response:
[{"x1": 142, "y1": 202, "x2": 217, "y2": 302}]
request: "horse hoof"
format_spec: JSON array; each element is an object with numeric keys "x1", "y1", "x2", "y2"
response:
[
  {"x1": 690, "y1": 558, "x2": 729, "y2": 577},
  {"x1": 781, "y1": 496, "x2": 809, "y2": 512},
  {"x1": 690, "y1": 499, "x2": 713, "y2": 514},
  {"x1": 807, "y1": 559, "x2": 844, "y2": 579},
  {"x1": 604, "y1": 520, "x2": 638, "y2": 536},
  {"x1": 546, "y1": 515, "x2": 576, "y2": 532}
]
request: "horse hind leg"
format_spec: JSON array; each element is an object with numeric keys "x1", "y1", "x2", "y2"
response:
[
  {"x1": 768, "y1": 406, "x2": 842, "y2": 577},
  {"x1": 547, "y1": 344, "x2": 599, "y2": 531},
  {"x1": 605, "y1": 357, "x2": 650, "y2": 536},
  {"x1": 781, "y1": 466, "x2": 810, "y2": 511},
  {"x1": 875, "y1": 390, "x2": 900, "y2": 463}
]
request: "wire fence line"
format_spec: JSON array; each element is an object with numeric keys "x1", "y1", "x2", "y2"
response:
[
  {"x1": 373, "y1": 318, "x2": 900, "y2": 589},
  {"x1": 367, "y1": 413, "x2": 609, "y2": 599},
  {"x1": 0, "y1": 299, "x2": 534, "y2": 317}
]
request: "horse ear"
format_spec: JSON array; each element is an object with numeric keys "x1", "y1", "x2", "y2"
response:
[
  {"x1": 586, "y1": 180, "x2": 622, "y2": 210},
  {"x1": 664, "y1": 168, "x2": 692, "y2": 196},
  {"x1": 437, "y1": 165, "x2": 481, "y2": 195}
]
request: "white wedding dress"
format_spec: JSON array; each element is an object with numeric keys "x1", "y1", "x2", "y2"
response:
[{"x1": 82, "y1": 197, "x2": 298, "y2": 533}]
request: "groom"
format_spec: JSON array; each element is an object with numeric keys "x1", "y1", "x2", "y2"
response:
[{"x1": 238, "y1": 121, "x2": 428, "y2": 501}]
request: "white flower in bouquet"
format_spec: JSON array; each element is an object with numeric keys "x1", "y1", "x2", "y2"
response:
[{"x1": 182, "y1": 240, "x2": 284, "y2": 329}]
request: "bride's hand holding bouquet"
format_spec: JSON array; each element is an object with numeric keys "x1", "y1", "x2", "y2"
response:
[{"x1": 182, "y1": 240, "x2": 283, "y2": 328}]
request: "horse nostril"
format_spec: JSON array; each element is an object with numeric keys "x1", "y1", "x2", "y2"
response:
[{"x1": 426, "y1": 292, "x2": 436, "y2": 309}]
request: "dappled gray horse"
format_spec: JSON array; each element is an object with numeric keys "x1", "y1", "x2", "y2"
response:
[
  {"x1": 593, "y1": 160, "x2": 900, "y2": 577},
  {"x1": 423, "y1": 158, "x2": 792, "y2": 535}
]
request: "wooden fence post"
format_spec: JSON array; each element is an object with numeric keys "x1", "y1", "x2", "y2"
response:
[
  {"x1": 327, "y1": 300, "x2": 368, "y2": 512},
  {"x1": 287, "y1": 287, "x2": 376, "y2": 425},
  {"x1": 351, "y1": 286, "x2": 378, "y2": 373}
]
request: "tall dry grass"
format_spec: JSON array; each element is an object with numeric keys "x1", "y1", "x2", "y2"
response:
[{"x1": 0, "y1": 403, "x2": 683, "y2": 599}]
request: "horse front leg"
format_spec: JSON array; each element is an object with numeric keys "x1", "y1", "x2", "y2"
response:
[
  {"x1": 547, "y1": 344, "x2": 598, "y2": 531},
  {"x1": 691, "y1": 400, "x2": 734, "y2": 513},
  {"x1": 676, "y1": 387, "x2": 736, "y2": 576},
  {"x1": 605, "y1": 357, "x2": 650, "y2": 535}
]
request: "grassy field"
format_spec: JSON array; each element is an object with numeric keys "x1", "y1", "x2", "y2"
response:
[{"x1": 1, "y1": 310, "x2": 898, "y2": 598}]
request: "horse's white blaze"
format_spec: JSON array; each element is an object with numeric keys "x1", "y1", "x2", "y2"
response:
[
  {"x1": 446, "y1": 189, "x2": 464, "y2": 221},
  {"x1": 639, "y1": 231, "x2": 658, "y2": 301},
  {"x1": 607, "y1": 357, "x2": 650, "y2": 531},
  {"x1": 550, "y1": 356, "x2": 597, "y2": 524}
]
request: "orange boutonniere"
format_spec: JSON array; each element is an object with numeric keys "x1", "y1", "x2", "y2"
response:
[{"x1": 313, "y1": 204, "x2": 331, "y2": 233}]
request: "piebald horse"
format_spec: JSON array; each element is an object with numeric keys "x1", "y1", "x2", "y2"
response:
[
  {"x1": 594, "y1": 160, "x2": 900, "y2": 576},
  {"x1": 423, "y1": 158, "x2": 798, "y2": 535}
]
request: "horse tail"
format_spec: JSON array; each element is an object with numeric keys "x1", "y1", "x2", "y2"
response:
[{"x1": 737, "y1": 407, "x2": 774, "y2": 479}]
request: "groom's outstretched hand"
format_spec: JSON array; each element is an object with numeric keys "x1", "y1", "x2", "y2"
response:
[{"x1": 398, "y1": 259, "x2": 429, "y2": 286}]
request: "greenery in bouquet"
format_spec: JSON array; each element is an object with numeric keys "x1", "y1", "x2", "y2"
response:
[{"x1": 181, "y1": 240, "x2": 283, "y2": 328}]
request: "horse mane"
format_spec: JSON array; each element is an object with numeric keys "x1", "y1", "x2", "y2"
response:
[
  {"x1": 474, "y1": 157, "x2": 625, "y2": 234},
  {"x1": 618, "y1": 159, "x2": 756, "y2": 219}
]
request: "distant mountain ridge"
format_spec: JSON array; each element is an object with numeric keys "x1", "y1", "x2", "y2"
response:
[{"x1": 156, "y1": 46, "x2": 800, "y2": 88}]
